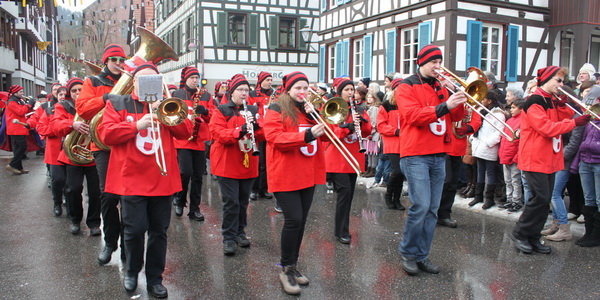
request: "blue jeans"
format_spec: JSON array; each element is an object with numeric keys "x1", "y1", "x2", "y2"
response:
[
  {"x1": 399, "y1": 155, "x2": 446, "y2": 261},
  {"x1": 374, "y1": 156, "x2": 391, "y2": 184},
  {"x1": 550, "y1": 170, "x2": 569, "y2": 224},
  {"x1": 476, "y1": 158, "x2": 496, "y2": 184},
  {"x1": 521, "y1": 171, "x2": 532, "y2": 205},
  {"x1": 579, "y1": 162, "x2": 600, "y2": 208}
]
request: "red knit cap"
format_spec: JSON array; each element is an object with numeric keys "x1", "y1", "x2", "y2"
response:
[
  {"x1": 66, "y1": 77, "x2": 83, "y2": 99},
  {"x1": 167, "y1": 84, "x2": 178, "y2": 91},
  {"x1": 282, "y1": 71, "x2": 308, "y2": 92},
  {"x1": 537, "y1": 66, "x2": 561, "y2": 87},
  {"x1": 334, "y1": 77, "x2": 354, "y2": 95},
  {"x1": 180, "y1": 66, "x2": 200, "y2": 89},
  {"x1": 228, "y1": 74, "x2": 250, "y2": 93},
  {"x1": 8, "y1": 85, "x2": 23, "y2": 96},
  {"x1": 391, "y1": 78, "x2": 403, "y2": 90},
  {"x1": 257, "y1": 71, "x2": 272, "y2": 87},
  {"x1": 214, "y1": 81, "x2": 225, "y2": 95},
  {"x1": 102, "y1": 44, "x2": 126, "y2": 64},
  {"x1": 417, "y1": 44, "x2": 443, "y2": 66},
  {"x1": 132, "y1": 62, "x2": 159, "y2": 76}
]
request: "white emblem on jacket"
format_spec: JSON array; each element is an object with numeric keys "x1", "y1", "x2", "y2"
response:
[
  {"x1": 552, "y1": 136, "x2": 562, "y2": 153},
  {"x1": 136, "y1": 128, "x2": 161, "y2": 155},
  {"x1": 429, "y1": 118, "x2": 446, "y2": 136},
  {"x1": 299, "y1": 125, "x2": 317, "y2": 156}
]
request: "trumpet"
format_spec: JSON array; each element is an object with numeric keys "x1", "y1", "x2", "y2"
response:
[
  {"x1": 301, "y1": 92, "x2": 361, "y2": 175},
  {"x1": 555, "y1": 87, "x2": 600, "y2": 131},
  {"x1": 436, "y1": 67, "x2": 517, "y2": 142},
  {"x1": 240, "y1": 99, "x2": 260, "y2": 156},
  {"x1": 348, "y1": 97, "x2": 367, "y2": 153}
]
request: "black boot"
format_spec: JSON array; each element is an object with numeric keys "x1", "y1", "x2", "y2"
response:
[
  {"x1": 384, "y1": 188, "x2": 394, "y2": 209},
  {"x1": 468, "y1": 183, "x2": 485, "y2": 206},
  {"x1": 459, "y1": 183, "x2": 472, "y2": 197},
  {"x1": 464, "y1": 183, "x2": 476, "y2": 198},
  {"x1": 392, "y1": 190, "x2": 405, "y2": 211},
  {"x1": 576, "y1": 206, "x2": 596, "y2": 245},
  {"x1": 579, "y1": 211, "x2": 600, "y2": 247},
  {"x1": 482, "y1": 184, "x2": 496, "y2": 209}
]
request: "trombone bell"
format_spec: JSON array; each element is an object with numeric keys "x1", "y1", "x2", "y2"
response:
[
  {"x1": 156, "y1": 97, "x2": 189, "y2": 126},
  {"x1": 321, "y1": 97, "x2": 349, "y2": 125},
  {"x1": 440, "y1": 66, "x2": 488, "y2": 105}
]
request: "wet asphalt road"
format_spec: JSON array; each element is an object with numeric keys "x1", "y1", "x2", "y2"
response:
[{"x1": 1, "y1": 153, "x2": 599, "y2": 300}]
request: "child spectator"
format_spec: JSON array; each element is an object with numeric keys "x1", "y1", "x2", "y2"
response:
[{"x1": 498, "y1": 98, "x2": 524, "y2": 212}]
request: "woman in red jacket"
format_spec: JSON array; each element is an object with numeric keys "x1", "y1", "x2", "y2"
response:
[
  {"x1": 210, "y1": 73, "x2": 264, "y2": 256},
  {"x1": 52, "y1": 78, "x2": 101, "y2": 235},
  {"x1": 264, "y1": 71, "x2": 325, "y2": 295},
  {"x1": 5, "y1": 85, "x2": 35, "y2": 174},
  {"x1": 326, "y1": 77, "x2": 372, "y2": 245}
]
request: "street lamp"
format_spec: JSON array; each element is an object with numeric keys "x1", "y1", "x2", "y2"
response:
[
  {"x1": 185, "y1": 38, "x2": 205, "y2": 85},
  {"x1": 300, "y1": 24, "x2": 317, "y2": 52}
]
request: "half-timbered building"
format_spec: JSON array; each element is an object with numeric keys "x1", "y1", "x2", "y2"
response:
[
  {"x1": 154, "y1": 0, "x2": 320, "y2": 87},
  {"x1": 319, "y1": 0, "x2": 600, "y2": 89}
]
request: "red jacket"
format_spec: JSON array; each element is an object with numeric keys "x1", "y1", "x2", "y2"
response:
[
  {"x1": 248, "y1": 88, "x2": 273, "y2": 117},
  {"x1": 325, "y1": 104, "x2": 372, "y2": 173},
  {"x1": 397, "y1": 74, "x2": 464, "y2": 157},
  {"x1": 171, "y1": 87, "x2": 213, "y2": 151},
  {"x1": 263, "y1": 102, "x2": 326, "y2": 192},
  {"x1": 448, "y1": 107, "x2": 482, "y2": 156},
  {"x1": 36, "y1": 107, "x2": 63, "y2": 166},
  {"x1": 209, "y1": 100, "x2": 265, "y2": 179},
  {"x1": 376, "y1": 101, "x2": 400, "y2": 154},
  {"x1": 517, "y1": 93, "x2": 575, "y2": 174},
  {"x1": 52, "y1": 99, "x2": 95, "y2": 167},
  {"x1": 498, "y1": 112, "x2": 522, "y2": 165},
  {"x1": 5, "y1": 96, "x2": 33, "y2": 135},
  {"x1": 98, "y1": 94, "x2": 193, "y2": 196}
]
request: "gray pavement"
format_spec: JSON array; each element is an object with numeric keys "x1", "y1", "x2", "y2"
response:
[{"x1": 1, "y1": 152, "x2": 599, "y2": 300}]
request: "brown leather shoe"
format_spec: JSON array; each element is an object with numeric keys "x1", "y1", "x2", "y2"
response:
[{"x1": 6, "y1": 165, "x2": 22, "y2": 175}]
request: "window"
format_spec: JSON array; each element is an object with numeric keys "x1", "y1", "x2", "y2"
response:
[
  {"x1": 481, "y1": 25, "x2": 502, "y2": 76},
  {"x1": 279, "y1": 17, "x2": 297, "y2": 48},
  {"x1": 229, "y1": 14, "x2": 247, "y2": 46},
  {"x1": 353, "y1": 38, "x2": 363, "y2": 78},
  {"x1": 328, "y1": 44, "x2": 336, "y2": 81},
  {"x1": 559, "y1": 33, "x2": 573, "y2": 76},
  {"x1": 401, "y1": 27, "x2": 418, "y2": 74}
]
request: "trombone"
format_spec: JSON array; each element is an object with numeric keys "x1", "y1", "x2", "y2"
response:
[
  {"x1": 436, "y1": 67, "x2": 517, "y2": 142},
  {"x1": 555, "y1": 87, "x2": 600, "y2": 131},
  {"x1": 304, "y1": 89, "x2": 361, "y2": 175}
]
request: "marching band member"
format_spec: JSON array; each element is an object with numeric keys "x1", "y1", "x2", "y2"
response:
[
  {"x1": 510, "y1": 66, "x2": 588, "y2": 254},
  {"x1": 98, "y1": 62, "x2": 192, "y2": 298},
  {"x1": 248, "y1": 71, "x2": 274, "y2": 200},
  {"x1": 5, "y1": 85, "x2": 36, "y2": 175},
  {"x1": 77, "y1": 44, "x2": 126, "y2": 265},
  {"x1": 215, "y1": 81, "x2": 228, "y2": 105},
  {"x1": 397, "y1": 45, "x2": 466, "y2": 275},
  {"x1": 264, "y1": 71, "x2": 325, "y2": 295},
  {"x1": 210, "y1": 73, "x2": 264, "y2": 255},
  {"x1": 171, "y1": 66, "x2": 213, "y2": 221},
  {"x1": 327, "y1": 77, "x2": 372, "y2": 244},
  {"x1": 52, "y1": 78, "x2": 102, "y2": 235}
]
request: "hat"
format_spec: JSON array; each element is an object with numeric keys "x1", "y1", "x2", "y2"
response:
[
  {"x1": 282, "y1": 71, "x2": 308, "y2": 92},
  {"x1": 66, "y1": 77, "x2": 83, "y2": 92},
  {"x1": 57, "y1": 86, "x2": 68, "y2": 95},
  {"x1": 180, "y1": 66, "x2": 200, "y2": 89},
  {"x1": 385, "y1": 72, "x2": 395, "y2": 81},
  {"x1": 579, "y1": 63, "x2": 596, "y2": 76},
  {"x1": 360, "y1": 77, "x2": 371, "y2": 87},
  {"x1": 536, "y1": 66, "x2": 561, "y2": 87},
  {"x1": 391, "y1": 78, "x2": 403, "y2": 90},
  {"x1": 317, "y1": 82, "x2": 328, "y2": 92},
  {"x1": 167, "y1": 84, "x2": 178, "y2": 91},
  {"x1": 334, "y1": 77, "x2": 354, "y2": 95},
  {"x1": 228, "y1": 74, "x2": 249, "y2": 93},
  {"x1": 132, "y1": 62, "x2": 159, "y2": 76},
  {"x1": 257, "y1": 71, "x2": 272, "y2": 87},
  {"x1": 8, "y1": 85, "x2": 23, "y2": 96},
  {"x1": 214, "y1": 81, "x2": 225, "y2": 95},
  {"x1": 102, "y1": 44, "x2": 126, "y2": 64},
  {"x1": 417, "y1": 44, "x2": 443, "y2": 67}
]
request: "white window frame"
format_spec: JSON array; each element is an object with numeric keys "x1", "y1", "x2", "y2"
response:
[
  {"x1": 481, "y1": 24, "x2": 503, "y2": 77},
  {"x1": 328, "y1": 44, "x2": 336, "y2": 81},
  {"x1": 400, "y1": 26, "x2": 419, "y2": 75},
  {"x1": 354, "y1": 38, "x2": 364, "y2": 79}
]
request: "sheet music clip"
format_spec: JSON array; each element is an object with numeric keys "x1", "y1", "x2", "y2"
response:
[{"x1": 137, "y1": 74, "x2": 164, "y2": 102}]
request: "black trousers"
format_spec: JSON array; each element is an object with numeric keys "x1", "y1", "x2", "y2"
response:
[
  {"x1": 9, "y1": 135, "x2": 27, "y2": 170},
  {"x1": 94, "y1": 151, "x2": 123, "y2": 250},
  {"x1": 386, "y1": 153, "x2": 405, "y2": 201},
  {"x1": 513, "y1": 171, "x2": 555, "y2": 241},
  {"x1": 439, "y1": 155, "x2": 461, "y2": 219},
  {"x1": 331, "y1": 172, "x2": 358, "y2": 239},
  {"x1": 275, "y1": 186, "x2": 315, "y2": 266},
  {"x1": 49, "y1": 164, "x2": 66, "y2": 206},
  {"x1": 252, "y1": 141, "x2": 268, "y2": 194},
  {"x1": 567, "y1": 174, "x2": 585, "y2": 215},
  {"x1": 217, "y1": 176, "x2": 254, "y2": 242},
  {"x1": 121, "y1": 195, "x2": 171, "y2": 286},
  {"x1": 65, "y1": 164, "x2": 101, "y2": 227},
  {"x1": 176, "y1": 149, "x2": 206, "y2": 214}
]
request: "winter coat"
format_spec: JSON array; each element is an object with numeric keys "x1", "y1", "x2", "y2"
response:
[{"x1": 471, "y1": 107, "x2": 505, "y2": 161}]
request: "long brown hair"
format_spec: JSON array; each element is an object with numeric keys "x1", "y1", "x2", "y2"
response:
[{"x1": 277, "y1": 92, "x2": 301, "y2": 125}]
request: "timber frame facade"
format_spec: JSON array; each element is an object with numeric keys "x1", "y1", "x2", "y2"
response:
[
  {"x1": 154, "y1": 0, "x2": 320, "y2": 87},
  {"x1": 319, "y1": 0, "x2": 600, "y2": 89}
]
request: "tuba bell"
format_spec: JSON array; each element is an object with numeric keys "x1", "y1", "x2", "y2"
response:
[{"x1": 63, "y1": 114, "x2": 94, "y2": 165}]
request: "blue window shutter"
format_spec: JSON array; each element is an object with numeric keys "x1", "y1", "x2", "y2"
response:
[
  {"x1": 269, "y1": 16, "x2": 279, "y2": 49},
  {"x1": 321, "y1": 0, "x2": 327, "y2": 12},
  {"x1": 466, "y1": 20, "x2": 482, "y2": 69},
  {"x1": 343, "y1": 40, "x2": 350, "y2": 76},
  {"x1": 216, "y1": 12, "x2": 227, "y2": 46},
  {"x1": 386, "y1": 30, "x2": 397, "y2": 74},
  {"x1": 248, "y1": 14, "x2": 259, "y2": 47},
  {"x1": 335, "y1": 42, "x2": 342, "y2": 77},
  {"x1": 505, "y1": 25, "x2": 519, "y2": 82},
  {"x1": 319, "y1": 45, "x2": 326, "y2": 82},
  {"x1": 337, "y1": 0, "x2": 343, "y2": 5},
  {"x1": 418, "y1": 21, "x2": 432, "y2": 50},
  {"x1": 363, "y1": 34, "x2": 373, "y2": 79},
  {"x1": 344, "y1": 0, "x2": 351, "y2": 3}
]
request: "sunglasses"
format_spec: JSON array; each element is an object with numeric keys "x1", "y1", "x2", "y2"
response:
[
  {"x1": 554, "y1": 78, "x2": 564, "y2": 83},
  {"x1": 108, "y1": 57, "x2": 126, "y2": 63},
  {"x1": 70, "y1": 88, "x2": 82, "y2": 93}
]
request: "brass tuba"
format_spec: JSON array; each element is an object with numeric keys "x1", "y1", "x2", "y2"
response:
[
  {"x1": 63, "y1": 114, "x2": 94, "y2": 164},
  {"x1": 88, "y1": 26, "x2": 179, "y2": 150}
]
